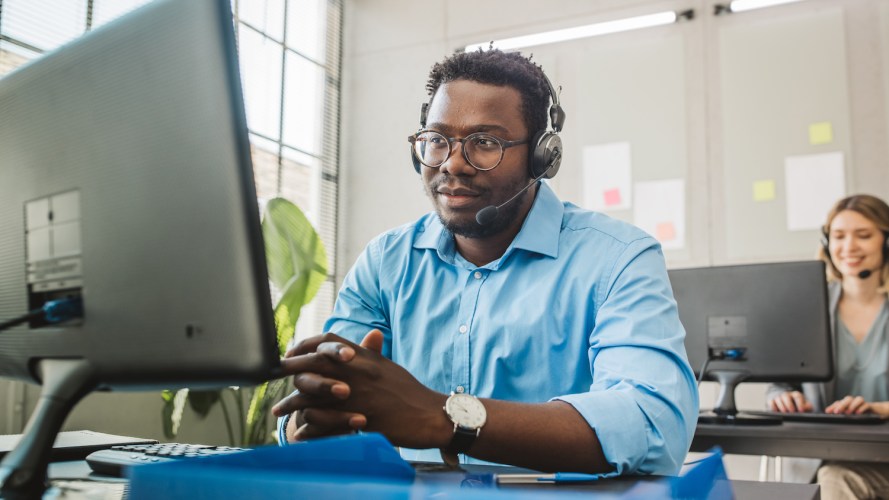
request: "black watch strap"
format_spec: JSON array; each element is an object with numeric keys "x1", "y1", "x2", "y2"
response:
[{"x1": 445, "y1": 425, "x2": 479, "y2": 454}]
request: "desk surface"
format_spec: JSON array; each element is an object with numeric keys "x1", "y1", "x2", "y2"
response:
[
  {"x1": 45, "y1": 459, "x2": 819, "y2": 500},
  {"x1": 693, "y1": 420, "x2": 889, "y2": 462}
]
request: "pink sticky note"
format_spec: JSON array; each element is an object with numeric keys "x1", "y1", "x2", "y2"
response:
[
  {"x1": 603, "y1": 188, "x2": 622, "y2": 207},
  {"x1": 656, "y1": 222, "x2": 676, "y2": 242}
]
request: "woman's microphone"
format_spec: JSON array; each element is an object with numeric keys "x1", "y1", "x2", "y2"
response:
[{"x1": 858, "y1": 269, "x2": 877, "y2": 279}]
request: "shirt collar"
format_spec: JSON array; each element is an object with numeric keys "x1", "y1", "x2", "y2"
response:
[{"x1": 413, "y1": 182, "x2": 563, "y2": 265}]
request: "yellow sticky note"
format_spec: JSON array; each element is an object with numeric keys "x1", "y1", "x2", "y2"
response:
[
  {"x1": 809, "y1": 122, "x2": 833, "y2": 145},
  {"x1": 753, "y1": 180, "x2": 775, "y2": 202}
]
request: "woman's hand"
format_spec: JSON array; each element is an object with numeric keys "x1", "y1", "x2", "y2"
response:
[
  {"x1": 768, "y1": 391, "x2": 813, "y2": 413},
  {"x1": 825, "y1": 395, "x2": 879, "y2": 415}
]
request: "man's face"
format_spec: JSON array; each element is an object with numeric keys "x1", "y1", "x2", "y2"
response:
[{"x1": 421, "y1": 80, "x2": 532, "y2": 238}]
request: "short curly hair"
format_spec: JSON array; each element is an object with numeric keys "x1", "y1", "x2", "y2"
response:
[{"x1": 425, "y1": 48, "x2": 551, "y2": 137}]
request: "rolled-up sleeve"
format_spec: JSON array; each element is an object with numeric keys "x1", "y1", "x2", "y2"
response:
[{"x1": 556, "y1": 238, "x2": 698, "y2": 476}]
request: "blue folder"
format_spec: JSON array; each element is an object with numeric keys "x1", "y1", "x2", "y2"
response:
[{"x1": 127, "y1": 433, "x2": 733, "y2": 500}]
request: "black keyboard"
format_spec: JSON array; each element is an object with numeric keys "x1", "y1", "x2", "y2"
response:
[
  {"x1": 86, "y1": 442, "x2": 246, "y2": 476},
  {"x1": 746, "y1": 410, "x2": 887, "y2": 425}
]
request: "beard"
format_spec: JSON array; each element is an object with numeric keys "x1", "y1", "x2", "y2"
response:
[{"x1": 428, "y1": 175, "x2": 533, "y2": 239}]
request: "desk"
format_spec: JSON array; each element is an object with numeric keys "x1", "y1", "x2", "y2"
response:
[
  {"x1": 45, "y1": 460, "x2": 820, "y2": 500},
  {"x1": 692, "y1": 421, "x2": 889, "y2": 462}
]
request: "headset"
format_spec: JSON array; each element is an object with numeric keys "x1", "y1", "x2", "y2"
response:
[{"x1": 412, "y1": 72, "x2": 566, "y2": 179}]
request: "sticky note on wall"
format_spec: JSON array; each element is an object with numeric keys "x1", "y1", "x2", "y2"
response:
[
  {"x1": 656, "y1": 222, "x2": 676, "y2": 242},
  {"x1": 603, "y1": 188, "x2": 622, "y2": 207},
  {"x1": 809, "y1": 122, "x2": 833, "y2": 145},
  {"x1": 753, "y1": 180, "x2": 776, "y2": 202}
]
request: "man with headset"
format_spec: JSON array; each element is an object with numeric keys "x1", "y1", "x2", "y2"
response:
[{"x1": 272, "y1": 48, "x2": 697, "y2": 476}]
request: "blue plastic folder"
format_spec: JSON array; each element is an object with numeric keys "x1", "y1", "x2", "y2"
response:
[{"x1": 127, "y1": 433, "x2": 733, "y2": 500}]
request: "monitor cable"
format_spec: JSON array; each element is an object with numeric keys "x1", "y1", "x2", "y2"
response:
[
  {"x1": 696, "y1": 349, "x2": 745, "y2": 387},
  {"x1": 0, "y1": 296, "x2": 83, "y2": 332}
]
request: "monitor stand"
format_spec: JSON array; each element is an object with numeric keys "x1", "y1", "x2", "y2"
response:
[
  {"x1": 699, "y1": 369, "x2": 781, "y2": 426},
  {"x1": 0, "y1": 359, "x2": 96, "y2": 499}
]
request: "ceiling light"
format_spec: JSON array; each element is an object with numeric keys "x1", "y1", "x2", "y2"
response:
[
  {"x1": 464, "y1": 10, "x2": 693, "y2": 52},
  {"x1": 715, "y1": 0, "x2": 804, "y2": 15}
]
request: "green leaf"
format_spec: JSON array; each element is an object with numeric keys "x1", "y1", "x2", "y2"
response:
[
  {"x1": 161, "y1": 390, "x2": 176, "y2": 439},
  {"x1": 187, "y1": 390, "x2": 222, "y2": 418},
  {"x1": 262, "y1": 197, "x2": 328, "y2": 354},
  {"x1": 245, "y1": 378, "x2": 288, "y2": 445},
  {"x1": 160, "y1": 388, "x2": 189, "y2": 439}
]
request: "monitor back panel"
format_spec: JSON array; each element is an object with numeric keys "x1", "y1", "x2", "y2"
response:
[
  {"x1": 0, "y1": 0, "x2": 280, "y2": 388},
  {"x1": 669, "y1": 261, "x2": 832, "y2": 383}
]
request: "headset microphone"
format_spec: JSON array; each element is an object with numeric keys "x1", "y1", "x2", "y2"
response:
[
  {"x1": 858, "y1": 269, "x2": 877, "y2": 279},
  {"x1": 475, "y1": 151, "x2": 560, "y2": 226}
]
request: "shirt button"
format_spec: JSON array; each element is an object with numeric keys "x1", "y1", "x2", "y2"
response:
[
  {"x1": 459, "y1": 324, "x2": 468, "y2": 334},
  {"x1": 473, "y1": 271, "x2": 482, "y2": 280},
  {"x1": 455, "y1": 386, "x2": 465, "y2": 393}
]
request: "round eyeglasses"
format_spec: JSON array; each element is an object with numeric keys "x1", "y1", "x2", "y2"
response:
[{"x1": 407, "y1": 130, "x2": 529, "y2": 171}]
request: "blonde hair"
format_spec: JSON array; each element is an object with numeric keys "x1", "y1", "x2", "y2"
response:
[{"x1": 819, "y1": 194, "x2": 889, "y2": 291}]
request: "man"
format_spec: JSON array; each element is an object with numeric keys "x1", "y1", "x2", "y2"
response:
[{"x1": 272, "y1": 48, "x2": 698, "y2": 476}]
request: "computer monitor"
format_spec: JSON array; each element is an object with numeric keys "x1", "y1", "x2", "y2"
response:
[
  {"x1": 0, "y1": 0, "x2": 281, "y2": 495},
  {"x1": 668, "y1": 261, "x2": 833, "y2": 425}
]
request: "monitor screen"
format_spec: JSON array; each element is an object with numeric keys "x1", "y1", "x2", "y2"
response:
[
  {"x1": 668, "y1": 260, "x2": 833, "y2": 424},
  {"x1": 0, "y1": 0, "x2": 280, "y2": 494}
]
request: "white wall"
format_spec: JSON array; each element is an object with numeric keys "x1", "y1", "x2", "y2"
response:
[{"x1": 339, "y1": 0, "x2": 889, "y2": 276}]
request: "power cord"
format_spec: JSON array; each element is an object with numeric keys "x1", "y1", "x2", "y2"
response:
[
  {"x1": 0, "y1": 296, "x2": 83, "y2": 332},
  {"x1": 696, "y1": 358, "x2": 712, "y2": 387},
  {"x1": 696, "y1": 348, "x2": 745, "y2": 387}
]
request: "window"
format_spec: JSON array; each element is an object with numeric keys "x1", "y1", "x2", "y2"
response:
[{"x1": 0, "y1": 0, "x2": 343, "y2": 340}]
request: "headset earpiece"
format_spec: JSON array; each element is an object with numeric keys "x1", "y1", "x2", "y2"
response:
[
  {"x1": 883, "y1": 231, "x2": 889, "y2": 258},
  {"x1": 529, "y1": 130, "x2": 562, "y2": 179},
  {"x1": 411, "y1": 103, "x2": 429, "y2": 174},
  {"x1": 528, "y1": 73, "x2": 564, "y2": 179}
]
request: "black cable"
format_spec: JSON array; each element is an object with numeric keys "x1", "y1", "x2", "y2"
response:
[
  {"x1": 0, "y1": 297, "x2": 83, "y2": 333},
  {"x1": 696, "y1": 357, "x2": 712, "y2": 387},
  {"x1": 0, "y1": 308, "x2": 45, "y2": 331}
]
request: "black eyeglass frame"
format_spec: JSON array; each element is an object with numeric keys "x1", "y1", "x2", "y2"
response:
[{"x1": 407, "y1": 130, "x2": 530, "y2": 171}]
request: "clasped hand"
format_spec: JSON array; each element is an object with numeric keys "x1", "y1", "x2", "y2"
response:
[{"x1": 271, "y1": 329, "x2": 447, "y2": 449}]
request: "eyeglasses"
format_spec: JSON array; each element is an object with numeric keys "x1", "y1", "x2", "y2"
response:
[{"x1": 407, "y1": 130, "x2": 529, "y2": 171}]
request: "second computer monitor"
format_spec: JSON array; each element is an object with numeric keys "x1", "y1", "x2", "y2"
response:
[{"x1": 669, "y1": 260, "x2": 833, "y2": 423}]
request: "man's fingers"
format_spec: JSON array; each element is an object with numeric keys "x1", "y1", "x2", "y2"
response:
[
  {"x1": 292, "y1": 373, "x2": 350, "y2": 399},
  {"x1": 360, "y1": 329, "x2": 385, "y2": 354},
  {"x1": 284, "y1": 332, "x2": 354, "y2": 358},
  {"x1": 316, "y1": 341, "x2": 356, "y2": 362},
  {"x1": 271, "y1": 390, "x2": 300, "y2": 418},
  {"x1": 271, "y1": 375, "x2": 350, "y2": 418},
  {"x1": 279, "y1": 348, "x2": 354, "y2": 378},
  {"x1": 295, "y1": 409, "x2": 368, "y2": 440}
]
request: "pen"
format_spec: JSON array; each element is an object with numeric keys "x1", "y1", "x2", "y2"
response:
[{"x1": 495, "y1": 472, "x2": 600, "y2": 484}]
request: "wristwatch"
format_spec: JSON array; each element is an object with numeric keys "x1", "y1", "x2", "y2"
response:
[{"x1": 440, "y1": 392, "x2": 487, "y2": 467}]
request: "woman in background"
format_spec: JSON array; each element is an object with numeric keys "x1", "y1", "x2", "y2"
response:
[{"x1": 767, "y1": 194, "x2": 889, "y2": 499}]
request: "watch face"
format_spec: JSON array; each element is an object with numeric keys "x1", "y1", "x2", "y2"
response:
[{"x1": 445, "y1": 393, "x2": 487, "y2": 429}]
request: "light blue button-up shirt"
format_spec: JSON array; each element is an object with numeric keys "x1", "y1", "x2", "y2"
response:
[{"x1": 281, "y1": 183, "x2": 697, "y2": 476}]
